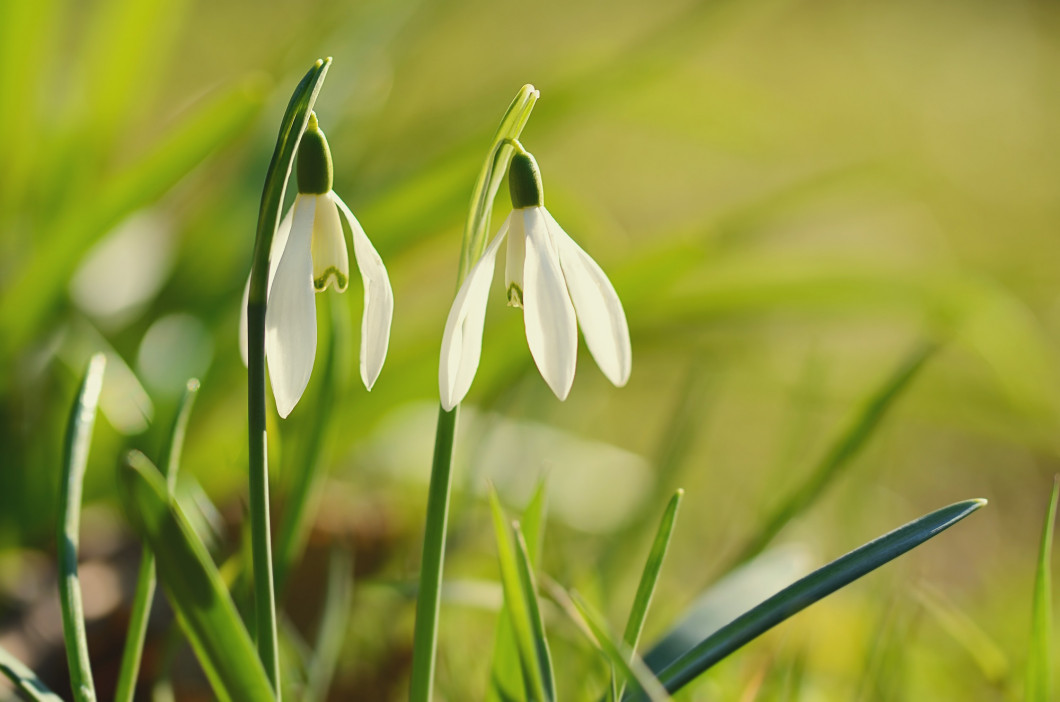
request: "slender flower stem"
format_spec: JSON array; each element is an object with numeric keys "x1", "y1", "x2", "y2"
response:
[
  {"x1": 409, "y1": 406, "x2": 459, "y2": 701},
  {"x1": 246, "y1": 58, "x2": 331, "y2": 697},
  {"x1": 409, "y1": 85, "x2": 539, "y2": 702}
]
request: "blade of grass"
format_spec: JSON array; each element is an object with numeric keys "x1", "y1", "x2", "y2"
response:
[
  {"x1": 616, "y1": 489, "x2": 683, "y2": 699},
  {"x1": 0, "y1": 644, "x2": 64, "y2": 702},
  {"x1": 512, "y1": 522, "x2": 556, "y2": 701},
  {"x1": 488, "y1": 480, "x2": 548, "y2": 702},
  {"x1": 114, "y1": 379, "x2": 200, "y2": 702},
  {"x1": 729, "y1": 341, "x2": 936, "y2": 569},
  {"x1": 57, "y1": 353, "x2": 105, "y2": 702},
  {"x1": 1026, "y1": 476, "x2": 1059, "y2": 702},
  {"x1": 567, "y1": 591, "x2": 671, "y2": 702},
  {"x1": 119, "y1": 451, "x2": 275, "y2": 702},
  {"x1": 488, "y1": 488, "x2": 555, "y2": 702},
  {"x1": 638, "y1": 498, "x2": 986, "y2": 699},
  {"x1": 305, "y1": 550, "x2": 353, "y2": 702}
]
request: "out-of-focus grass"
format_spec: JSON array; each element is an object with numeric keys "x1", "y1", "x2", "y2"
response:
[{"x1": 1, "y1": 0, "x2": 1059, "y2": 698}]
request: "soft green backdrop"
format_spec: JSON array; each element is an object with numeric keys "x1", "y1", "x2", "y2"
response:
[{"x1": 1, "y1": 0, "x2": 1058, "y2": 698}]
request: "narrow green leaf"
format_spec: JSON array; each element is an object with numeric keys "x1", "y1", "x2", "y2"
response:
[
  {"x1": 568, "y1": 591, "x2": 671, "y2": 702},
  {"x1": 1026, "y1": 477, "x2": 1059, "y2": 702},
  {"x1": 616, "y1": 489, "x2": 683, "y2": 699},
  {"x1": 0, "y1": 644, "x2": 64, "y2": 701},
  {"x1": 305, "y1": 550, "x2": 353, "y2": 702},
  {"x1": 488, "y1": 480, "x2": 548, "y2": 702},
  {"x1": 730, "y1": 342, "x2": 936, "y2": 568},
  {"x1": 513, "y1": 523, "x2": 556, "y2": 701},
  {"x1": 119, "y1": 451, "x2": 275, "y2": 702},
  {"x1": 640, "y1": 499, "x2": 986, "y2": 699},
  {"x1": 489, "y1": 488, "x2": 553, "y2": 702},
  {"x1": 457, "y1": 84, "x2": 539, "y2": 285},
  {"x1": 57, "y1": 353, "x2": 105, "y2": 702},
  {"x1": 114, "y1": 379, "x2": 200, "y2": 702}
]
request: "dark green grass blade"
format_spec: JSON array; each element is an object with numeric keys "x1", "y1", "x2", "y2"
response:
[
  {"x1": 489, "y1": 488, "x2": 554, "y2": 702},
  {"x1": 638, "y1": 499, "x2": 986, "y2": 699},
  {"x1": 616, "y1": 489, "x2": 683, "y2": 699},
  {"x1": 58, "y1": 353, "x2": 105, "y2": 702},
  {"x1": 1026, "y1": 477, "x2": 1059, "y2": 702},
  {"x1": 115, "y1": 379, "x2": 200, "y2": 702},
  {"x1": 0, "y1": 644, "x2": 64, "y2": 701},
  {"x1": 730, "y1": 342, "x2": 936, "y2": 568},
  {"x1": 488, "y1": 480, "x2": 548, "y2": 702},
  {"x1": 568, "y1": 592, "x2": 671, "y2": 702},
  {"x1": 119, "y1": 451, "x2": 275, "y2": 702}
]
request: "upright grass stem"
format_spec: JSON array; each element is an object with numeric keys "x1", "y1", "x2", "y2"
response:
[
  {"x1": 408, "y1": 85, "x2": 539, "y2": 702},
  {"x1": 247, "y1": 58, "x2": 331, "y2": 695}
]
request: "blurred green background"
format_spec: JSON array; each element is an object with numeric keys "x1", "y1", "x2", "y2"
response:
[{"x1": 2, "y1": 0, "x2": 1059, "y2": 698}]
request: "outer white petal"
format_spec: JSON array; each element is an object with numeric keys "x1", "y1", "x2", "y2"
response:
[
  {"x1": 265, "y1": 196, "x2": 317, "y2": 418},
  {"x1": 547, "y1": 210, "x2": 632, "y2": 387},
  {"x1": 239, "y1": 205, "x2": 296, "y2": 366},
  {"x1": 311, "y1": 194, "x2": 349, "y2": 292},
  {"x1": 332, "y1": 192, "x2": 394, "y2": 390},
  {"x1": 521, "y1": 207, "x2": 578, "y2": 401},
  {"x1": 438, "y1": 215, "x2": 510, "y2": 410}
]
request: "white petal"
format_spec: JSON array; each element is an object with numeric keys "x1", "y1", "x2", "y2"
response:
[
  {"x1": 332, "y1": 193, "x2": 394, "y2": 390},
  {"x1": 438, "y1": 215, "x2": 510, "y2": 410},
  {"x1": 265, "y1": 196, "x2": 317, "y2": 418},
  {"x1": 548, "y1": 210, "x2": 632, "y2": 387},
  {"x1": 521, "y1": 207, "x2": 578, "y2": 401},
  {"x1": 504, "y1": 212, "x2": 526, "y2": 307},
  {"x1": 239, "y1": 206, "x2": 296, "y2": 366},
  {"x1": 311, "y1": 194, "x2": 349, "y2": 292}
]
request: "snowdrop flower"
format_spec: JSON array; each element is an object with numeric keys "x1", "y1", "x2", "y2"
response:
[
  {"x1": 439, "y1": 149, "x2": 631, "y2": 410},
  {"x1": 240, "y1": 113, "x2": 393, "y2": 418}
]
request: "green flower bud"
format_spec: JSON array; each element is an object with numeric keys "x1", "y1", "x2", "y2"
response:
[
  {"x1": 508, "y1": 151, "x2": 544, "y2": 209},
  {"x1": 296, "y1": 112, "x2": 333, "y2": 195}
]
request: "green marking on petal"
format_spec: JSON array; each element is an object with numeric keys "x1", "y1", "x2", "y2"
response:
[
  {"x1": 314, "y1": 268, "x2": 348, "y2": 292},
  {"x1": 507, "y1": 283, "x2": 524, "y2": 308}
]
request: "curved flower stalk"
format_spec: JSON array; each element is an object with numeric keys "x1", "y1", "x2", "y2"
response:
[
  {"x1": 439, "y1": 147, "x2": 631, "y2": 410},
  {"x1": 240, "y1": 112, "x2": 394, "y2": 418}
]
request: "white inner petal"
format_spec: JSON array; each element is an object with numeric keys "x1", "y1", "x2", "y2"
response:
[
  {"x1": 549, "y1": 210, "x2": 632, "y2": 387},
  {"x1": 264, "y1": 196, "x2": 318, "y2": 418},
  {"x1": 521, "y1": 207, "x2": 578, "y2": 401},
  {"x1": 311, "y1": 194, "x2": 349, "y2": 293}
]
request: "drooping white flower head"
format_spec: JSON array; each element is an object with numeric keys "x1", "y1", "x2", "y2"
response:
[
  {"x1": 439, "y1": 149, "x2": 631, "y2": 410},
  {"x1": 240, "y1": 113, "x2": 394, "y2": 418}
]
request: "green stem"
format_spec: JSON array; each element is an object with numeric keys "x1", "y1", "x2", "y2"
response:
[
  {"x1": 408, "y1": 406, "x2": 459, "y2": 701},
  {"x1": 247, "y1": 58, "x2": 331, "y2": 697},
  {"x1": 58, "y1": 354, "x2": 105, "y2": 702}
]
